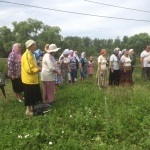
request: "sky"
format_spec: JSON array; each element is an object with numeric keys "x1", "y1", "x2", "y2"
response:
[{"x1": 0, "y1": 0, "x2": 150, "y2": 39}]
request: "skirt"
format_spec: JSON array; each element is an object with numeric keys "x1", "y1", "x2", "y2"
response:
[
  {"x1": 11, "y1": 78, "x2": 23, "y2": 93},
  {"x1": 42, "y1": 81, "x2": 55, "y2": 103},
  {"x1": 23, "y1": 83, "x2": 42, "y2": 106},
  {"x1": 120, "y1": 69, "x2": 133, "y2": 86}
]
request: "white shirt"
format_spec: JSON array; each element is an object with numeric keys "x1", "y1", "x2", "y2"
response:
[
  {"x1": 98, "y1": 55, "x2": 107, "y2": 70},
  {"x1": 109, "y1": 54, "x2": 120, "y2": 70},
  {"x1": 120, "y1": 55, "x2": 131, "y2": 67},
  {"x1": 41, "y1": 53, "x2": 56, "y2": 81},
  {"x1": 140, "y1": 50, "x2": 150, "y2": 67}
]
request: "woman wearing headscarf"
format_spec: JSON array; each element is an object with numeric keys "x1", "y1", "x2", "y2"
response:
[
  {"x1": 129, "y1": 49, "x2": 136, "y2": 74},
  {"x1": 60, "y1": 49, "x2": 70, "y2": 83},
  {"x1": 97, "y1": 49, "x2": 108, "y2": 88},
  {"x1": 120, "y1": 49, "x2": 133, "y2": 86},
  {"x1": 8, "y1": 43, "x2": 23, "y2": 102},
  {"x1": 41, "y1": 44, "x2": 61, "y2": 105},
  {"x1": 21, "y1": 40, "x2": 42, "y2": 116},
  {"x1": 109, "y1": 48, "x2": 120, "y2": 86},
  {"x1": 79, "y1": 52, "x2": 87, "y2": 82}
]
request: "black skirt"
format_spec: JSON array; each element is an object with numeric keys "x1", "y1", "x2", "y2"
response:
[
  {"x1": 11, "y1": 78, "x2": 23, "y2": 93},
  {"x1": 23, "y1": 83, "x2": 42, "y2": 106}
]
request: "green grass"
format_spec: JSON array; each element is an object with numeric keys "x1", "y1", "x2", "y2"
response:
[{"x1": 0, "y1": 66, "x2": 150, "y2": 150}]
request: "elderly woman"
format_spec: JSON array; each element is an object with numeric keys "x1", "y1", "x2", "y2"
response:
[
  {"x1": 120, "y1": 49, "x2": 133, "y2": 85},
  {"x1": 8, "y1": 43, "x2": 23, "y2": 102},
  {"x1": 109, "y1": 48, "x2": 120, "y2": 86},
  {"x1": 21, "y1": 40, "x2": 42, "y2": 116},
  {"x1": 41, "y1": 44, "x2": 61, "y2": 105},
  {"x1": 60, "y1": 49, "x2": 70, "y2": 83},
  {"x1": 68, "y1": 50, "x2": 78, "y2": 83},
  {"x1": 140, "y1": 46, "x2": 150, "y2": 79},
  {"x1": 79, "y1": 52, "x2": 87, "y2": 82},
  {"x1": 97, "y1": 49, "x2": 108, "y2": 88}
]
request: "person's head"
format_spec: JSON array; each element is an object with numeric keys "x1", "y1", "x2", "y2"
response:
[
  {"x1": 146, "y1": 46, "x2": 150, "y2": 52},
  {"x1": 123, "y1": 49, "x2": 129, "y2": 56},
  {"x1": 44, "y1": 44, "x2": 49, "y2": 52},
  {"x1": 69, "y1": 50, "x2": 74, "y2": 56},
  {"x1": 46, "y1": 44, "x2": 61, "y2": 56},
  {"x1": 63, "y1": 49, "x2": 70, "y2": 57},
  {"x1": 100, "y1": 49, "x2": 107, "y2": 56},
  {"x1": 121, "y1": 49, "x2": 127, "y2": 55},
  {"x1": 129, "y1": 49, "x2": 134, "y2": 55},
  {"x1": 25, "y1": 40, "x2": 36, "y2": 52},
  {"x1": 89, "y1": 56, "x2": 93, "y2": 61},
  {"x1": 12, "y1": 43, "x2": 21, "y2": 54},
  {"x1": 114, "y1": 47, "x2": 120, "y2": 55},
  {"x1": 81, "y1": 52, "x2": 86, "y2": 58}
]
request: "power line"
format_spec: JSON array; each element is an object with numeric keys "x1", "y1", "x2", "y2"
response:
[
  {"x1": 0, "y1": 0, "x2": 150, "y2": 23},
  {"x1": 84, "y1": 0, "x2": 150, "y2": 13}
]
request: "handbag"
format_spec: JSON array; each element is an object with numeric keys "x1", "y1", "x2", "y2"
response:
[
  {"x1": 0, "y1": 72, "x2": 5, "y2": 86},
  {"x1": 33, "y1": 101, "x2": 50, "y2": 116},
  {"x1": 68, "y1": 72, "x2": 71, "y2": 81}
]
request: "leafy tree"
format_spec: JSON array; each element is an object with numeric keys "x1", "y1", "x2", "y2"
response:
[{"x1": 0, "y1": 26, "x2": 15, "y2": 57}]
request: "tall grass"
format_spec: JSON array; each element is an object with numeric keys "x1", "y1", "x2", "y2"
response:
[{"x1": 0, "y1": 64, "x2": 149, "y2": 149}]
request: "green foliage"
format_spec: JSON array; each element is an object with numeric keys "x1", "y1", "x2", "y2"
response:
[
  {"x1": 0, "y1": 64, "x2": 149, "y2": 149},
  {"x1": 0, "y1": 18, "x2": 150, "y2": 58},
  {"x1": 0, "y1": 58, "x2": 8, "y2": 74}
]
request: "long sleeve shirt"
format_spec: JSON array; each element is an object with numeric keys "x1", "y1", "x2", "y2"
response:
[{"x1": 21, "y1": 49, "x2": 39, "y2": 84}]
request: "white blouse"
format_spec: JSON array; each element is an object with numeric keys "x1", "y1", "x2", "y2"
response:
[
  {"x1": 120, "y1": 55, "x2": 131, "y2": 67},
  {"x1": 98, "y1": 55, "x2": 107, "y2": 70}
]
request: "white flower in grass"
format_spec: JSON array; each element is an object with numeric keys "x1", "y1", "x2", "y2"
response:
[
  {"x1": 18, "y1": 135, "x2": 22, "y2": 138},
  {"x1": 49, "y1": 141, "x2": 52, "y2": 145},
  {"x1": 70, "y1": 115, "x2": 72, "y2": 118},
  {"x1": 62, "y1": 130, "x2": 64, "y2": 134},
  {"x1": 24, "y1": 134, "x2": 30, "y2": 138}
]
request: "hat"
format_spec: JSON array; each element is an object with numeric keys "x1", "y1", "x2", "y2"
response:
[
  {"x1": 25, "y1": 40, "x2": 36, "y2": 48},
  {"x1": 129, "y1": 49, "x2": 134, "y2": 53},
  {"x1": 63, "y1": 49, "x2": 70, "y2": 55},
  {"x1": 46, "y1": 44, "x2": 60, "y2": 53},
  {"x1": 114, "y1": 47, "x2": 120, "y2": 52}
]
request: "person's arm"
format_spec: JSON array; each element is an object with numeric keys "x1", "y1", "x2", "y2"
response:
[
  {"x1": 140, "y1": 57, "x2": 144, "y2": 68},
  {"x1": 79, "y1": 59, "x2": 83, "y2": 71},
  {"x1": 109, "y1": 61, "x2": 114, "y2": 73},
  {"x1": 24, "y1": 52, "x2": 40, "y2": 73}
]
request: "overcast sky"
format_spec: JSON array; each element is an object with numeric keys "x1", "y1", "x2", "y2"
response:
[{"x1": 0, "y1": 0, "x2": 150, "y2": 39}]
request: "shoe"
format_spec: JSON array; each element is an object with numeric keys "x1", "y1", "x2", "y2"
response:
[
  {"x1": 25, "y1": 110, "x2": 33, "y2": 116},
  {"x1": 18, "y1": 99, "x2": 23, "y2": 102}
]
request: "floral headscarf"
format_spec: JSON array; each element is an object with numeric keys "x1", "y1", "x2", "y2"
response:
[{"x1": 12, "y1": 43, "x2": 22, "y2": 60}]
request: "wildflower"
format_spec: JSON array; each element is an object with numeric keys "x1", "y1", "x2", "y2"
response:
[
  {"x1": 24, "y1": 134, "x2": 30, "y2": 138},
  {"x1": 62, "y1": 130, "x2": 64, "y2": 134},
  {"x1": 18, "y1": 135, "x2": 22, "y2": 138},
  {"x1": 49, "y1": 141, "x2": 52, "y2": 145},
  {"x1": 70, "y1": 115, "x2": 72, "y2": 118}
]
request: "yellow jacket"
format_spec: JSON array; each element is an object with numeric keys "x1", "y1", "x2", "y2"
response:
[{"x1": 21, "y1": 49, "x2": 39, "y2": 84}]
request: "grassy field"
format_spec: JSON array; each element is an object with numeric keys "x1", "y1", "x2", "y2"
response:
[{"x1": 0, "y1": 65, "x2": 150, "y2": 150}]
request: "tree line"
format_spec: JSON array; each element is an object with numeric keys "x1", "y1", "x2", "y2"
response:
[{"x1": 0, "y1": 18, "x2": 150, "y2": 58}]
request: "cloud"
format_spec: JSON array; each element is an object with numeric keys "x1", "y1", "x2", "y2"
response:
[{"x1": 0, "y1": 0, "x2": 150, "y2": 39}]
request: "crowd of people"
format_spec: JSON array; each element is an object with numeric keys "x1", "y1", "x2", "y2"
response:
[{"x1": 7, "y1": 39, "x2": 150, "y2": 116}]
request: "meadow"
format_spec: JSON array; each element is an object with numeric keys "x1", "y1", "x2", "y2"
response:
[{"x1": 0, "y1": 59, "x2": 149, "y2": 150}]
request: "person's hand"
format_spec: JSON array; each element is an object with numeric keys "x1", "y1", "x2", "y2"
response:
[
  {"x1": 111, "y1": 68, "x2": 114, "y2": 73},
  {"x1": 12, "y1": 75, "x2": 16, "y2": 80},
  {"x1": 38, "y1": 67, "x2": 42, "y2": 72},
  {"x1": 57, "y1": 71, "x2": 61, "y2": 76}
]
